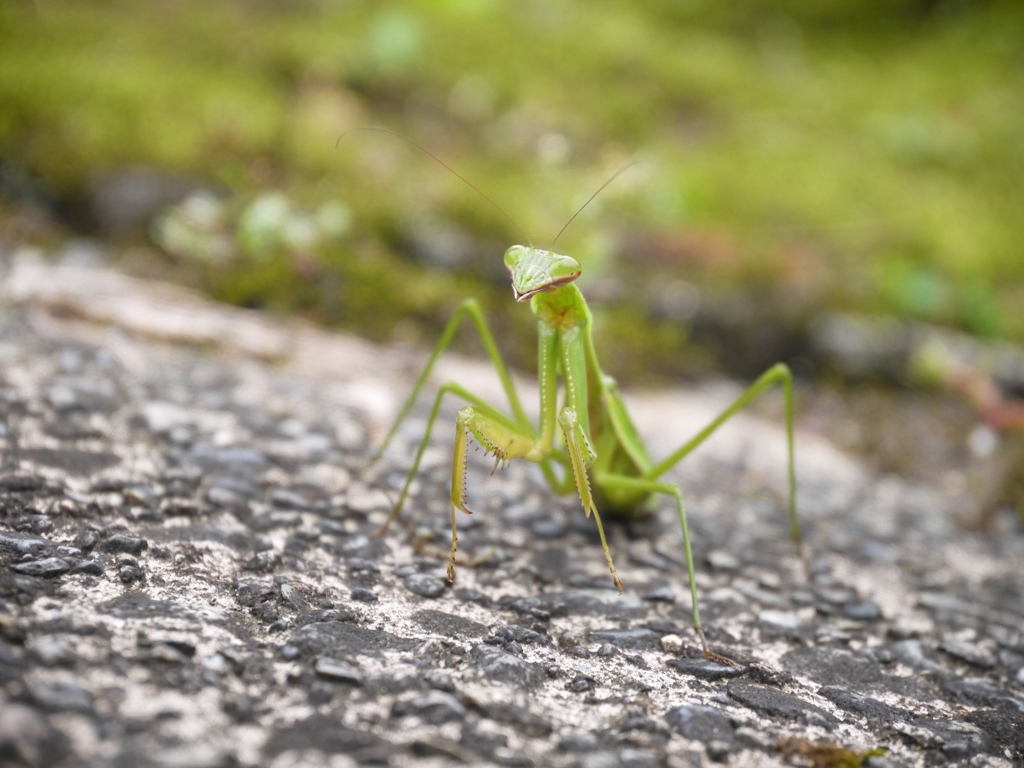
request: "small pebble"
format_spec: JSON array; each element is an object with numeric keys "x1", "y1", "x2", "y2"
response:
[
  {"x1": 531, "y1": 519, "x2": 565, "y2": 539},
  {"x1": 643, "y1": 585, "x2": 675, "y2": 603},
  {"x1": 314, "y1": 657, "x2": 364, "y2": 686},
  {"x1": 559, "y1": 733, "x2": 598, "y2": 753},
  {"x1": 843, "y1": 600, "x2": 883, "y2": 621},
  {"x1": 425, "y1": 669, "x2": 455, "y2": 692},
  {"x1": 101, "y1": 534, "x2": 147, "y2": 555},
  {"x1": 118, "y1": 564, "x2": 144, "y2": 583},
  {"x1": 28, "y1": 635, "x2": 76, "y2": 667},
  {"x1": 758, "y1": 610, "x2": 805, "y2": 629},
  {"x1": 12, "y1": 558, "x2": 70, "y2": 578},
  {"x1": 566, "y1": 675, "x2": 596, "y2": 693},
  {"x1": 391, "y1": 690, "x2": 466, "y2": 724},
  {"x1": 559, "y1": 629, "x2": 586, "y2": 649},
  {"x1": 71, "y1": 559, "x2": 103, "y2": 576},
  {"x1": 707, "y1": 551, "x2": 739, "y2": 571},
  {"x1": 404, "y1": 574, "x2": 446, "y2": 598},
  {"x1": 660, "y1": 634, "x2": 684, "y2": 654}
]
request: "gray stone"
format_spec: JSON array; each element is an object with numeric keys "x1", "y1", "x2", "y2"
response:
[
  {"x1": 140, "y1": 402, "x2": 191, "y2": 433},
  {"x1": 425, "y1": 669, "x2": 455, "y2": 692},
  {"x1": 489, "y1": 624, "x2": 549, "y2": 647},
  {"x1": 184, "y1": 446, "x2": 269, "y2": 478},
  {"x1": 28, "y1": 678, "x2": 95, "y2": 712},
  {"x1": 19, "y1": 448, "x2": 119, "y2": 475},
  {"x1": 895, "y1": 719, "x2": 990, "y2": 759},
  {"x1": 667, "y1": 657, "x2": 746, "y2": 681},
  {"x1": 531, "y1": 519, "x2": 565, "y2": 539},
  {"x1": 727, "y1": 680, "x2": 837, "y2": 727},
  {"x1": 206, "y1": 477, "x2": 260, "y2": 509},
  {"x1": 262, "y1": 714, "x2": 389, "y2": 761},
  {"x1": 70, "y1": 558, "x2": 104, "y2": 575},
  {"x1": 148, "y1": 747, "x2": 236, "y2": 768},
  {"x1": 817, "y1": 685, "x2": 909, "y2": 721},
  {"x1": 587, "y1": 628, "x2": 660, "y2": 650},
  {"x1": 314, "y1": 657, "x2": 364, "y2": 686},
  {"x1": 0, "y1": 473, "x2": 44, "y2": 492},
  {"x1": 404, "y1": 573, "x2": 447, "y2": 598},
  {"x1": 413, "y1": 609, "x2": 487, "y2": 637},
  {"x1": 391, "y1": 690, "x2": 466, "y2": 724},
  {"x1": 618, "y1": 748, "x2": 657, "y2": 768},
  {"x1": 939, "y1": 636, "x2": 997, "y2": 668},
  {"x1": 0, "y1": 701, "x2": 68, "y2": 766},
  {"x1": 780, "y1": 646, "x2": 886, "y2": 687},
  {"x1": 843, "y1": 600, "x2": 883, "y2": 621},
  {"x1": 101, "y1": 594, "x2": 229, "y2": 624},
  {"x1": 558, "y1": 732, "x2": 598, "y2": 752},
  {"x1": 0, "y1": 532, "x2": 55, "y2": 558},
  {"x1": 643, "y1": 584, "x2": 675, "y2": 603},
  {"x1": 566, "y1": 674, "x2": 596, "y2": 693},
  {"x1": 535, "y1": 589, "x2": 646, "y2": 618},
  {"x1": 663, "y1": 704, "x2": 737, "y2": 745},
  {"x1": 12, "y1": 557, "x2": 70, "y2": 578},
  {"x1": 100, "y1": 533, "x2": 148, "y2": 555},
  {"x1": 757, "y1": 609, "x2": 805, "y2": 629},
  {"x1": 4, "y1": 257, "x2": 1024, "y2": 768},
  {"x1": 28, "y1": 635, "x2": 77, "y2": 667},
  {"x1": 470, "y1": 644, "x2": 546, "y2": 688},
  {"x1": 289, "y1": 621, "x2": 417, "y2": 658}
]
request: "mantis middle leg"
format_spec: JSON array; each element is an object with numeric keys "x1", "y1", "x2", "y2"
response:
[
  {"x1": 591, "y1": 472, "x2": 709, "y2": 653},
  {"x1": 595, "y1": 363, "x2": 799, "y2": 657}
]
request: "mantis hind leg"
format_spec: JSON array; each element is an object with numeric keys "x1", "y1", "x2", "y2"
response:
[
  {"x1": 590, "y1": 473, "x2": 712, "y2": 655},
  {"x1": 645, "y1": 363, "x2": 803, "y2": 569}
]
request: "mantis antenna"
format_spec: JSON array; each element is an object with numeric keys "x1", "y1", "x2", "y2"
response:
[
  {"x1": 336, "y1": 126, "x2": 533, "y2": 248},
  {"x1": 550, "y1": 161, "x2": 636, "y2": 249}
]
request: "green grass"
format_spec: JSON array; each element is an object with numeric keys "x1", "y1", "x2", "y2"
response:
[{"x1": 1, "y1": 0, "x2": 1022, "y2": 379}]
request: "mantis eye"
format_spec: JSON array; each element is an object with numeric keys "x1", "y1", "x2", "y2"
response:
[{"x1": 503, "y1": 245, "x2": 529, "y2": 271}]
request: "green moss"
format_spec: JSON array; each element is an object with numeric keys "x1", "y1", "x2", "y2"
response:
[{"x1": 1, "y1": 0, "x2": 1022, "y2": 377}]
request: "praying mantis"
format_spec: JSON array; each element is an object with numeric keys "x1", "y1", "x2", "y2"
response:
[{"x1": 358, "y1": 129, "x2": 804, "y2": 656}]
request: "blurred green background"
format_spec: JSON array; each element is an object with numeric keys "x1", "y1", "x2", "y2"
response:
[{"x1": 1, "y1": 0, "x2": 1022, "y2": 385}]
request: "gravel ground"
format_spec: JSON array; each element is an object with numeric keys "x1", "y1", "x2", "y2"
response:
[{"x1": 0, "y1": 250, "x2": 1022, "y2": 768}]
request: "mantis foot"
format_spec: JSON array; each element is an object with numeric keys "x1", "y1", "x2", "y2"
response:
[
  {"x1": 693, "y1": 625, "x2": 741, "y2": 668},
  {"x1": 702, "y1": 649, "x2": 742, "y2": 669}
]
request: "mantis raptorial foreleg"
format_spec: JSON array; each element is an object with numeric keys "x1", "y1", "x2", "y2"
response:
[
  {"x1": 444, "y1": 401, "x2": 625, "y2": 592},
  {"x1": 373, "y1": 298, "x2": 564, "y2": 537},
  {"x1": 448, "y1": 403, "x2": 544, "y2": 579},
  {"x1": 559, "y1": 407, "x2": 623, "y2": 592}
]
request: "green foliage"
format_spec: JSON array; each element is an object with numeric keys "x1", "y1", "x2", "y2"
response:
[{"x1": 1, "y1": 0, "x2": 1022, "y2": 377}]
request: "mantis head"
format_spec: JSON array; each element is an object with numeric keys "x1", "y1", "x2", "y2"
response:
[{"x1": 504, "y1": 245, "x2": 582, "y2": 302}]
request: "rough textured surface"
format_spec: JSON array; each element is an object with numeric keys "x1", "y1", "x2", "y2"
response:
[{"x1": 0, "y1": 251, "x2": 1023, "y2": 768}]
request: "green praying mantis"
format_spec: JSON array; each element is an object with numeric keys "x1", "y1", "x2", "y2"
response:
[{"x1": 356, "y1": 129, "x2": 804, "y2": 657}]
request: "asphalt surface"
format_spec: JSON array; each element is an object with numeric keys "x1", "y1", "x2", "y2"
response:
[{"x1": 0, "y1": 250, "x2": 1022, "y2": 768}]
